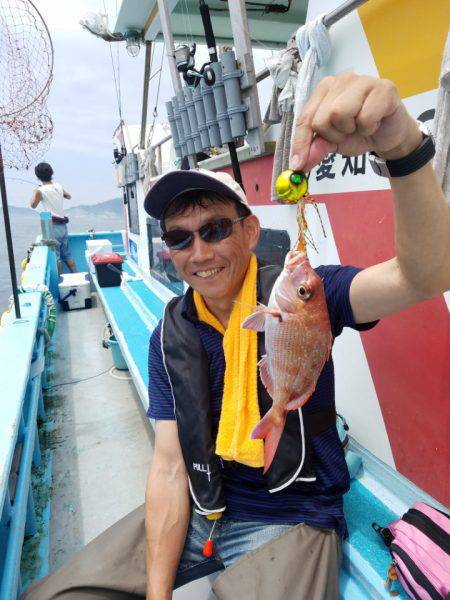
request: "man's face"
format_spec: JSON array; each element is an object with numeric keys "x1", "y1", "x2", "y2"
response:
[{"x1": 165, "y1": 199, "x2": 260, "y2": 303}]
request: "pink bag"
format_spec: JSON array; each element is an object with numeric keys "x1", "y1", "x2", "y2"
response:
[{"x1": 372, "y1": 501, "x2": 450, "y2": 599}]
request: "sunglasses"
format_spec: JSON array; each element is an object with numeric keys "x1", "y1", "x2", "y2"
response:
[{"x1": 161, "y1": 216, "x2": 246, "y2": 250}]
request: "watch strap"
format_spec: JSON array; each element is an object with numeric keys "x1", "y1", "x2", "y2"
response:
[{"x1": 369, "y1": 133, "x2": 435, "y2": 178}]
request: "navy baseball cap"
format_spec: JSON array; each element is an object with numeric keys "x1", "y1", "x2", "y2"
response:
[{"x1": 143, "y1": 168, "x2": 249, "y2": 220}]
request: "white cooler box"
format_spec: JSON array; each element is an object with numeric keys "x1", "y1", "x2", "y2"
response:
[
  {"x1": 85, "y1": 239, "x2": 113, "y2": 274},
  {"x1": 58, "y1": 272, "x2": 92, "y2": 311}
]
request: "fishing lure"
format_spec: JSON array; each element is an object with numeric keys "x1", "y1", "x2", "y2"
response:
[
  {"x1": 275, "y1": 169, "x2": 326, "y2": 254},
  {"x1": 275, "y1": 169, "x2": 309, "y2": 204}
]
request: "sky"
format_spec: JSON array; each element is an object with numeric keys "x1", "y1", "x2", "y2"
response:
[{"x1": 3, "y1": 0, "x2": 274, "y2": 208}]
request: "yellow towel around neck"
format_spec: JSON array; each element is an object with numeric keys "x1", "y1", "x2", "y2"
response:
[{"x1": 193, "y1": 253, "x2": 264, "y2": 468}]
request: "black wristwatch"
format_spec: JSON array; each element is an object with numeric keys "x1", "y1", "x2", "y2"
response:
[{"x1": 368, "y1": 122, "x2": 435, "y2": 178}]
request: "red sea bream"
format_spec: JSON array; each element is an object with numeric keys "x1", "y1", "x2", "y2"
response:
[{"x1": 242, "y1": 250, "x2": 333, "y2": 473}]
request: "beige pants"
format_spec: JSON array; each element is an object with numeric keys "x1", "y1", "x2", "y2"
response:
[
  {"x1": 22, "y1": 504, "x2": 341, "y2": 600},
  {"x1": 212, "y1": 521, "x2": 342, "y2": 600}
]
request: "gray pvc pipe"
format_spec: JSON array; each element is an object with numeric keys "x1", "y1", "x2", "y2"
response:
[
  {"x1": 221, "y1": 51, "x2": 247, "y2": 139},
  {"x1": 193, "y1": 84, "x2": 211, "y2": 150},
  {"x1": 166, "y1": 100, "x2": 182, "y2": 158},
  {"x1": 184, "y1": 87, "x2": 203, "y2": 154},
  {"x1": 177, "y1": 89, "x2": 195, "y2": 156},
  {"x1": 200, "y1": 77, "x2": 222, "y2": 148},
  {"x1": 211, "y1": 62, "x2": 233, "y2": 144},
  {"x1": 172, "y1": 96, "x2": 188, "y2": 157}
]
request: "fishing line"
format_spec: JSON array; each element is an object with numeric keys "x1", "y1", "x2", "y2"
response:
[
  {"x1": 180, "y1": 0, "x2": 190, "y2": 44},
  {"x1": 102, "y1": 0, "x2": 123, "y2": 122},
  {"x1": 147, "y1": 43, "x2": 165, "y2": 148},
  {"x1": 5, "y1": 176, "x2": 36, "y2": 186},
  {"x1": 114, "y1": 0, "x2": 123, "y2": 124},
  {"x1": 183, "y1": 0, "x2": 194, "y2": 43}
]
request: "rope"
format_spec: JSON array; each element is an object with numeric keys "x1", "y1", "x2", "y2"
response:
[
  {"x1": 109, "y1": 366, "x2": 132, "y2": 380},
  {"x1": 46, "y1": 367, "x2": 113, "y2": 389},
  {"x1": 290, "y1": 14, "x2": 331, "y2": 150}
]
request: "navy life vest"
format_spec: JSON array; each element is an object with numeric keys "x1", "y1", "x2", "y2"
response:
[{"x1": 161, "y1": 263, "x2": 336, "y2": 514}]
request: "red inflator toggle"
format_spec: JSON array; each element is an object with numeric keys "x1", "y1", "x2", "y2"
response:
[{"x1": 202, "y1": 538, "x2": 214, "y2": 557}]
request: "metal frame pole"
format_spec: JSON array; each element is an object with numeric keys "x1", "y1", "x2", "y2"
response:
[
  {"x1": 156, "y1": 0, "x2": 197, "y2": 168},
  {"x1": 0, "y1": 143, "x2": 21, "y2": 319},
  {"x1": 156, "y1": 0, "x2": 182, "y2": 93},
  {"x1": 323, "y1": 0, "x2": 369, "y2": 28},
  {"x1": 227, "y1": 0, "x2": 265, "y2": 157},
  {"x1": 140, "y1": 40, "x2": 153, "y2": 149}
]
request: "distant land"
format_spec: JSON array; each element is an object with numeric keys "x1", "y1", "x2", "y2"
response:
[{"x1": 2, "y1": 197, "x2": 123, "y2": 218}]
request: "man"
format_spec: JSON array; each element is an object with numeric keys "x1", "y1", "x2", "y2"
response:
[
  {"x1": 31, "y1": 162, "x2": 76, "y2": 274},
  {"x1": 22, "y1": 74, "x2": 449, "y2": 599},
  {"x1": 143, "y1": 74, "x2": 450, "y2": 599}
]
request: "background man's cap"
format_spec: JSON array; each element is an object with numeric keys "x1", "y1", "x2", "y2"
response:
[{"x1": 144, "y1": 168, "x2": 249, "y2": 220}]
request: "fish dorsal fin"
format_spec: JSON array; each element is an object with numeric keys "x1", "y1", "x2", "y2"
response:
[{"x1": 258, "y1": 354, "x2": 274, "y2": 398}]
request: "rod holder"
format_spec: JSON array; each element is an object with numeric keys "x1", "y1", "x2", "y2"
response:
[
  {"x1": 193, "y1": 83, "x2": 211, "y2": 150},
  {"x1": 211, "y1": 62, "x2": 233, "y2": 145},
  {"x1": 200, "y1": 77, "x2": 222, "y2": 148},
  {"x1": 172, "y1": 96, "x2": 188, "y2": 157},
  {"x1": 176, "y1": 89, "x2": 196, "y2": 156},
  {"x1": 166, "y1": 100, "x2": 182, "y2": 158},
  {"x1": 184, "y1": 87, "x2": 203, "y2": 154},
  {"x1": 221, "y1": 50, "x2": 247, "y2": 139}
]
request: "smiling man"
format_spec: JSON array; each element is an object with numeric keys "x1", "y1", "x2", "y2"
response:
[
  {"x1": 22, "y1": 73, "x2": 450, "y2": 600},
  {"x1": 142, "y1": 73, "x2": 450, "y2": 600},
  {"x1": 152, "y1": 173, "x2": 258, "y2": 327}
]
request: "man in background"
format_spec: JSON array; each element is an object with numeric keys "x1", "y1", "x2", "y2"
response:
[{"x1": 31, "y1": 162, "x2": 76, "y2": 274}]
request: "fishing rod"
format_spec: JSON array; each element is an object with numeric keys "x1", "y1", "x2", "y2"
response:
[{"x1": 198, "y1": 0, "x2": 245, "y2": 191}]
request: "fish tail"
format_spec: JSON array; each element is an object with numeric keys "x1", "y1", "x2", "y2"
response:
[{"x1": 251, "y1": 408, "x2": 287, "y2": 474}]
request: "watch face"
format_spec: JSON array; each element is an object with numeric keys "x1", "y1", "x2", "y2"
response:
[
  {"x1": 368, "y1": 154, "x2": 390, "y2": 177},
  {"x1": 417, "y1": 120, "x2": 435, "y2": 146},
  {"x1": 417, "y1": 120, "x2": 431, "y2": 138}
]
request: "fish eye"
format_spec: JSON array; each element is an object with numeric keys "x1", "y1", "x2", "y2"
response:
[{"x1": 297, "y1": 285, "x2": 312, "y2": 300}]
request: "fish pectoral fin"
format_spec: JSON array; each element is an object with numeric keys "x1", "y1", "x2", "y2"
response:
[
  {"x1": 242, "y1": 304, "x2": 283, "y2": 330},
  {"x1": 257, "y1": 302, "x2": 284, "y2": 321},
  {"x1": 241, "y1": 311, "x2": 267, "y2": 331},
  {"x1": 258, "y1": 355, "x2": 275, "y2": 398}
]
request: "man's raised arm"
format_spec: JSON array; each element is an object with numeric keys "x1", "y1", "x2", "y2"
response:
[
  {"x1": 145, "y1": 420, "x2": 190, "y2": 600},
  {"x1": 290, "y1": 72, "x2": 450, "y2": 323},
  {"x1": 30, "y1": 189, "x2": 41, "y2": 209}
]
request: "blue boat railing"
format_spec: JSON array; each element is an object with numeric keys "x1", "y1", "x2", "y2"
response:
[
  {"x1": 0, "y1": 214, "x2": 57, "y2": 599},
  {"x1": 0, "y1": 213, "x2": 126, "y2": 598}
]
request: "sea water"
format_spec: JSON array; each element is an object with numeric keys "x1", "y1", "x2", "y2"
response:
[{"x1": 0, "y1": 212, "x2": 124, "y2": 310}]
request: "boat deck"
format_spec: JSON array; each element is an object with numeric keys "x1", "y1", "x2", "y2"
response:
[{"x1": 46, "y1": 294, "x2": 153, "y2": 570}]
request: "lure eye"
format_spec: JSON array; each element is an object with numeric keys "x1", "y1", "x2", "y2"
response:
[{"x1": 290, "y1": 172, "x2": 303, "y2": 185}]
